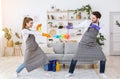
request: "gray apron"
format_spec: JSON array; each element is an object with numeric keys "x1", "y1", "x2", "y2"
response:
[
  {"x1": 24, "y1": 34, "x2": 49, "y2": 72},
  {"x1": 73, "y1": 26, "x2": 106, "y2": 61}
]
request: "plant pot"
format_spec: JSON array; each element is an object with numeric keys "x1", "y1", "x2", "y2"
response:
[
  {"x1": 7, "y1": 40, "x2": 14, "y2": 47},
  {"x1": 14, "y1": 44, "x2": 22, "y2": 47},
  {"x1": 48, "y1": 24, "x2": 53, "y2": 28},
  {"x1": 76, "y1": 14, "x2": 81, "y2": 20}
]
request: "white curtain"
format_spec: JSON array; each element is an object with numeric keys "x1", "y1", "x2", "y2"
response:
[
  {"x1": 0, "y1": 0, "x2": 3, "y2": 56},
  {"x1": 0, "y1": 0, "x2": 3, "y2": 37}
]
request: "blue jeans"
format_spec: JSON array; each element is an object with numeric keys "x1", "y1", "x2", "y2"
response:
[
  {"x1": 69, "y1": 60, "x2": 78, "y2": 73},
  {"x1": 69, "y1": 59, "x2": 106, "y2": 74},
  {"x1": 16, "y1": 64, "x2": 25, "y2": 73},
  {"x1": 100, "y1": 61, "x2": 106, "y2": 73}
]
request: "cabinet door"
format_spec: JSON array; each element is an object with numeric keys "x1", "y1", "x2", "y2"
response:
[{"x1": 110, "y1": 12, "x2": 120, "y2": 55}]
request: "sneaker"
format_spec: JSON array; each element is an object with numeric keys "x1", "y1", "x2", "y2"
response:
[
  {"x1": 100, "y1": 73, "x2": 109, "y2": 79},
  {"x1": 44, "y1": 71, "x2": 52, "y2": 77},
  {"x1": 13, "y1": 72, "x2": 19, "y2": 78},
  {"x1": 65, "y1": 73, "x2": 73, "y2": 77}
]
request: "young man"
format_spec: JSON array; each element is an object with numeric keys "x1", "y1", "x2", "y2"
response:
[{"x1": 65, "y1": 11, "x2": 108, "y2": 79}]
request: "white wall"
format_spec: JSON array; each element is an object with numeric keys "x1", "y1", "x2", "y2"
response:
[
  {"x1": 1, "y1": 0, "x2": 120, "y2": 56},
  {"x1": 0, "y1": 0, "x2": 3, "y2": 56}
]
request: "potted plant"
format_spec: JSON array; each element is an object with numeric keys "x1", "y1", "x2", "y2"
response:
[
  {"x1": 48, "y1": 22, "x2": 53, "y2": 28},
  {"x1": 74, "y1": 4, "x2": 92, "y2": 19},
  {"x1": 76, "y1": 12, "x2": 82, "y2": 20},
  {"x1": 74, "y1": 8, "x2": 82, "y2": 19},
  {"x1": 14, "y1": 32, "x2": 22, "y2": 46},
  {"x1": 96, "y1": 33, "x2": 106, "y2": 46},
  {"x1": 2, "y1": 27, "x2": 14, "y2": 47}
]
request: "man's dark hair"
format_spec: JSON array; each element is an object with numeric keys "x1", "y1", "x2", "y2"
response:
[{"x1": 92, "y1": 11, "x2": 101, "y2": 19}]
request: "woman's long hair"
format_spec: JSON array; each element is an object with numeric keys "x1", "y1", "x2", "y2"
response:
[{"x1": 22, "y1": 17, "x2": 33, "y2": 29}]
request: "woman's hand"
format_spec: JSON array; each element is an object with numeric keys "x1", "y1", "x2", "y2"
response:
[{"x1": 42, "y1": 33, "x2": 51, "y2": 38}]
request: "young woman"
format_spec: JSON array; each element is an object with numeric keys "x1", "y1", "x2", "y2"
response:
[
  {"x1": 65, "y1": 11, "x2": 107, "y2": 78},
  {"x1": 15, "y1": 17, "x2": 50, "y2": 77}
]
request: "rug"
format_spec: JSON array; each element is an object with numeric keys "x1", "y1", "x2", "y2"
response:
[{"x1": 14, "y1": 68, "x2": 99, "y2": 79}]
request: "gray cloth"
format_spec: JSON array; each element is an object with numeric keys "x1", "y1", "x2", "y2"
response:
[
  {"x1": 64, "y1": 42, "x2": 78, "y2": 54},
  {"x1": 24, "y1": 34, "x2": 49, "y2": 72},
  {"x1": 73, "y1": 27, "x2": 106, "y2": 61}
]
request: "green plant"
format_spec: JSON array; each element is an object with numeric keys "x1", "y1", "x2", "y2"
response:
[
  {"x1": 96, "y1": 33, "x2": 106, "y2": 46},
  {"x1": 48, "y1": 22, "x2": 53, "y2": 24},
  {"x1": 74, "y1": 4, "x2": 92, "y2": 19},
  {"x1": 116, "y1": 20, "x2": 120, "y2": 27},
  {"x1": 48, "y1": 22, "x2": 53, "y2": 28},
  {"x1": 15, "y1": 32, "x2": 22, "y2": 45},
  {"x1": 2, "y1": 27, "x2": 12, "y2": 40},
  {"x1": 15, "y1": 32, "x2": 20, "y2": 39},
  {"x1": 15, "y1": 41, "x2": 22, "y2": 45}
]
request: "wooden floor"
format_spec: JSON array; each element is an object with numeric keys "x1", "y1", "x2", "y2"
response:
[
  {"x1": 0, "y1": 56, "x2": 120, "y2": 79},
  {"x1": 96, "y1": 56, "x2": 120, "y2": 79}
]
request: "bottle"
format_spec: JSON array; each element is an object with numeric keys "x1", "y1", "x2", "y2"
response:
[
  {"x1": 52, "y1": 61, "x2": 56, "y2": 72},
  {"x1": 56, "y1": 61, "x2": 60, "y2": 71},
  {"x1": 44, "y1": 64, "x2": 48, "y2": 71}
]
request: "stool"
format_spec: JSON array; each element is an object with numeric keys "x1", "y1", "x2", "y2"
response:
[
  {"x1": 12, "y1": 46, "x2": 23, "y2": 56},
  {"x1": 4, "y1": 47, "x2": 15, "y2": 56}
]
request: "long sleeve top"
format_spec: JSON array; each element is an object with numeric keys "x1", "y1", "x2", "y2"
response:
[
  {"x1": 73, "y1": 20, "x2": 99, "y2": 34},
  {"x1": 21, "y1": 28, "x2": 42, "y2": 54}
]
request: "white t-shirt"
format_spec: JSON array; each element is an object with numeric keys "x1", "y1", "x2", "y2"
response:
[
  {"x1": 21, "y1": 28, "x2": 42, "y2": 54},
  {"x1": 73, "y1": 20, "x2": 100, "y2": 34}
]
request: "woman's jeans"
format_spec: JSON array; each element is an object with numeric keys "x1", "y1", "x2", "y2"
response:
[
  {"x1": 16, "y1": 64, "x2": 25, "y2": 73},
  {"x1": 69, "y1": 59, "x2": 106, "y2": 74}
]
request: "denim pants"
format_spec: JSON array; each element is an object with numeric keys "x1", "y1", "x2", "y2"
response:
[
  {"x1": 69, "y1": 59, "x2": 106, "y2": 74},
  {"x1": 16, "y1": 64, "x2": 25, "y2": 73}
]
